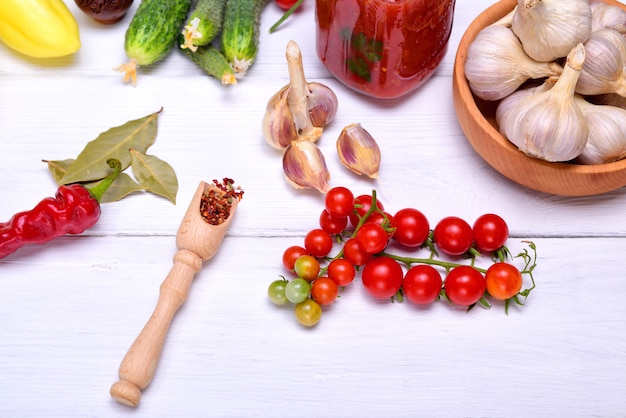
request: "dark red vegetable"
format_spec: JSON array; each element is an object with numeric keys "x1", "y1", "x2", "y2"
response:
[
  {"x1": 74, "y1": 0, "x2": 134, "y2": 24},
  {"x1": 0, "y1": 159, "x2": 121, "y2": 259}
]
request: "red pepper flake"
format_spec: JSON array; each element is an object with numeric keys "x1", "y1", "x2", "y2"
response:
[{"x1": 200, "y1": 178, "x2": 244, "y2": 225}]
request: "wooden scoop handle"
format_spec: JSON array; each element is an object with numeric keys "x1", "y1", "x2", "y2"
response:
[{"x1": 109, "y1": 249, "x2": 202, "y2": 407}]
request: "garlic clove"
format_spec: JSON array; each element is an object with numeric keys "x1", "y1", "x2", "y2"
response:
[
  {"x1": 464, "y1": 25, "x2": 562, "y2": 101},
  {"x1": 307, "y1": 82, "x2": 338, "y2": 127},
  {"x1": 511, "y1": 0, "x2": 592, "y2": 63},
  {"x1": 336, "y1": 123, "x2": 381, "y2": 178},
  {"x1": 282, "y1": 139, "x2": 331, "y2": 193},
  {"x1": 262, "y1": 85, "x2": 300, "y2": 150},
  {"x1": 574, "y1": 96, "x2": 626, "y2": 164},
  {"x1": 576, "y1": 29, "x2": 626, "y2": 97}
]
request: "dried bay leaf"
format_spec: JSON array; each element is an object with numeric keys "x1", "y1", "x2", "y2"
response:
[
  {"x1": 89, "y1": 173, "x2": 145, "y2": 203},
  {"x1": 44, "y1": 158, "x2": 74, "y2": 184},
  {"x1": 59, "y1": 109, "x2": 162, "y2": 185},
  {"x1": 130, "y1": 149, "x2": 178, "y2": 204}
]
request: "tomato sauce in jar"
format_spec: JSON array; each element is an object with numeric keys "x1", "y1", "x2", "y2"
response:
[{"x1": 315, "y1": 0, "x2": 456, "y2": 99}]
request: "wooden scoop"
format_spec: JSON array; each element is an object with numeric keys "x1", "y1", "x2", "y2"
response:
[{"x1": 110, "y1": 180, "x2": 239, "y2": 407}]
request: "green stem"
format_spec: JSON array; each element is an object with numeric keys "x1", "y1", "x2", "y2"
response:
[
  {"x1": 269, "y1": 0, "x2": 303, "y2": 34},
  {"x1": 86, "y1": 159, "x2": 122, "y2": 202},
  {"x1": 381, "y1": 252, "x2": 488, "y2": 274}
]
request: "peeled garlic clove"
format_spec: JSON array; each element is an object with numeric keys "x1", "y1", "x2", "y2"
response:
[
  {"x1": 282, "y1": 139, "x2": 331, "y2": 193},
  {"x1": 465, "y1": 25, "x2": 562, "y2": 101},
  {"x1": 511, "y1": 0, "x2": 592, "y2": 63},
  {"x1": 574, "y1": 96, "x2": 626, "y2": 164},
  {"x1": 576, "y1": 29, "x2": 626, "y2": 97},
  {"x1": 262, "y1": 86, "x2": 299, "y2": 150},
  {"x1": 499, "y1": 44, "x2": 589, "y2": 162},
  {"x1": 590, "y1": 0, "x2": 626, "y2": 35},
  {"x1": 336, "y1": 123, "x2": 381, "y2": 178}
]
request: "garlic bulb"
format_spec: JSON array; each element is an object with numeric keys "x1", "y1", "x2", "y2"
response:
[
  {"x1": 464, "y1": 25, "x2": 562, "y2": 101},
  {"x1": 590, "y1": 0, "x2": 626, "y2": 35},
  {"x1": 336, "y1": 123, "x2": 381, "y2": 178},
  {"x1": 575, "y1": 29, "x2": 626, "y2": 97},
  {"x1": 511, "y1": 0, "x2": 592, "y2": 62},
  {"x1": 282, "y1": 139, "x2": 331, "y2": 193},
  {"x1": 262, "y1": 40, "x2": 338, "y2": 150},
  {"x1": 574, "y1": 96, "x2": 626, "y2": 164},
  {"x1": 496, "y1": 78, "x2": 556, "y2": 134},
  {"x1": 498, "y1": 44, "x2": 589, "y2": 162}
]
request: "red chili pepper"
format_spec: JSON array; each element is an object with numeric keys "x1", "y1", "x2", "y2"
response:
[{"x1": 0, "y1": 159, "x2": 122, "y2": 259}]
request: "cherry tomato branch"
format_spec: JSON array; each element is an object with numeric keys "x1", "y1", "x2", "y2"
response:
[{"x1": 268, "y1": 186, "x2": 540, "y2": 327}]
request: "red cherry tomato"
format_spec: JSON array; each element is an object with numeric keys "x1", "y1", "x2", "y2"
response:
[
  {"x1": 356, "y1": 222, "x2": 389, "y2": 254},
  {"x1": 342, "y1": 238, "x2": 371, "y2": 266},
  {"x1": 393, "y1": 208, "x2": 430, "y2": 248},
  {"x1": 365, "y1": 211, "x2": 396, "y2": 237},
  {"x1": 319, "y1": 209, "x2": 348, "y2": 235},
  {"x1": 324, "y1": 186, "x2": 354, "y2": 219},
  {"x1": 485, "y1": 262, "x2": 522, "y2": 300},
  {"x1": 433, "y1": 216, "x2": 473, "y2": 256},
  {"x1": 327, "y1": 258, "x2": 356, "y2": 286},
  {"x1": 362, "y1": 256, "x2": 404, "y2": 299},
  {"x1": 349, "y1": 194, "x2": 384, "y2": 228},
  {"x1": 311, "y1": 277, "x2": 339, "y2": 305},
  {"x1": 473, "y1": 213, "x2": 509, "y2": 252},
  {"x1": 444, "y1": 266, "x2": 486, "y2": 306},
  {"x1": 304, "y1": 229, "x2": 333, "y2": 258},
  {"x1": 402, "y1": 265, "x2": 442, "y2": 305},
  {"x1": 282, "y1": 245, "x2": 308, "y2": 271}
]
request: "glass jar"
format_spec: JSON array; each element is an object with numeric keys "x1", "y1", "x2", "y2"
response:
[{"x1": 315, "y1": 0, "x2": 456, "y2": 99}]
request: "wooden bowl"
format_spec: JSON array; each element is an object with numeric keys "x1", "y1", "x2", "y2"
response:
[{"x1": 452, "y1": 0, "x2": 626, "y2": 196}]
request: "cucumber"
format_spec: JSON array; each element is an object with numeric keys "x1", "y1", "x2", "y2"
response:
[
  {"x1": 179, "y1": 35, "x2": 237, "y2": 85},
  {"x1": 181, "y1": 0, "x2": 228, "y2": 51},
  {"x1": 116, "y1": 0, "x2": 192, "y2": 85},
  {"x1": 220, "y1": 0, "x2": 269, "y2": 79}
]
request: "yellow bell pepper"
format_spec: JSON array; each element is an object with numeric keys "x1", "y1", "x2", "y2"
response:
[{"x1": 0, "y1": 0, "x2": 81, "y2": 58}]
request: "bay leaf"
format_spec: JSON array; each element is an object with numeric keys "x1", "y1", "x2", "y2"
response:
[
  {"x1": 44, "y1": 159, "x2": 75, "y2": 184},
  {"x1": 59, "y1": 109, "x2": 162, "y2": 185},
  {"x1": 130, "y1": 149, "x2": 178, "y2": 204},
  {"x1": 94, "y1": 173, "x2": 145, "y2": 203}
]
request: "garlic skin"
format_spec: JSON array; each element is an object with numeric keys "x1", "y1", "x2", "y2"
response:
[
  {"x1": 590, "y1": 0, "x2": 626, "y2": 35},
  {"x1": 464, "y1": 25, "x2": 562, "y2": 101},
  {"x1": 588, "y1": 93, "x2": 626, "y2": 110},
  {"x1": 574, "y1": 96, "x2": 626, "y2": 164},
  {"x1": 498, "y1": 44, "x2": 589, "y2": 162},
  {"x1": 262, "y1": 40, "x2": 338, "y2": 150},
  {"x1": 575, "y1": 29, "x2": 626, "y2": 97},
  {"x1": 511, "y1": 0, "x2": 592, "y2": 63},
  {"x1": 282, "y1": 139, "x2": 331, "y2": 193},
  {"x1": 336, "y1": 123, "x2": 381, "y2": 178}
]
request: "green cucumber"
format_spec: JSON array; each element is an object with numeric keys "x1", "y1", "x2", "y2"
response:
[
  {"x1": 117, "y1": 0, "x2": 192, "y2": 85},
  {"x1": 179, "y1": 35, "x2": 237, "y2": 85},
  {"x1": 220, "y1": 0, "x2": 269, "y2": 78},
  {"x1": 181, "y1": 0, "x2": 228, "y2": 51}
]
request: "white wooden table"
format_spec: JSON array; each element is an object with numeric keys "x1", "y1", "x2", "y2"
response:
[{"x1": 2, "y1": 1, "x2": 626, "y2": 416}]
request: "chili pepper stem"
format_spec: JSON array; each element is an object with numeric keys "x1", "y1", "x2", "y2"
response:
[
  {"x1": 86, "y1": 159, "x2": 122, "y2": 202},
  {"x1": 269, "y1": 0, "x2": 303, "y2": 33}
]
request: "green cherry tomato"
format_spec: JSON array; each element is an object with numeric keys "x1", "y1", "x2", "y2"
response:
[
  {"x1": 268, "y1": 279, "x2": 288, "y2": 305},
  {"x1": 295, "y1": 299, "x2": 322, "y2": 327},
  {"x1": 285, "y1": 278, "x2": 311, "y2": 304}
]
